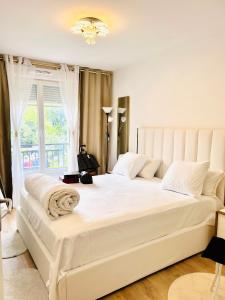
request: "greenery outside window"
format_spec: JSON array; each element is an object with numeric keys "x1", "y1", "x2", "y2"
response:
[{"x1": 20, "y1": 80, "x2": 69, "y2": 174}]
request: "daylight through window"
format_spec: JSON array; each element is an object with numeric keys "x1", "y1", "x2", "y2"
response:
[{"x1": 20, "y1": 80, "x2": 69, "y2": 174}]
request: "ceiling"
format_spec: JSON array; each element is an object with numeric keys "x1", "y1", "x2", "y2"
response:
[{"x1": 0, "y1": 0, "x2": 225, "y2": 70}]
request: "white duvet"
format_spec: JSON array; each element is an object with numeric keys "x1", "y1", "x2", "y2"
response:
[{"x1": 20, "y1": 174, "x2": 222, "y2": 299}]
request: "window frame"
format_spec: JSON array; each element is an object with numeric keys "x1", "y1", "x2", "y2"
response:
[{"x1": 22, "y1": 79, "x2": 69, "y2": 175}]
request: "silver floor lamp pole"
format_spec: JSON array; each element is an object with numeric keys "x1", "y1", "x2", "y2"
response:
[{"x1": 102, "y1": 107, "x2": 113, "y2": 173}]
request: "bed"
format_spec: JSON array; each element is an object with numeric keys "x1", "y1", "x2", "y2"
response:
[{"x1": 17, "y1": 127, "x2": 225, "y2": 300}]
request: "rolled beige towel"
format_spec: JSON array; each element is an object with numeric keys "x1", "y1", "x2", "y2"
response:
[{"x1": 24, "y1": 173, "x2": 80, "y2": 219}]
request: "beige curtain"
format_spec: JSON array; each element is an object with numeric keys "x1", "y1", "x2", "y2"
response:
[
  {"x1": 79, "y1": 70, "x2": 112, "y2": 174},
  {"x1": 0, "y1": 61, "x2": 12, "y2": 198}
]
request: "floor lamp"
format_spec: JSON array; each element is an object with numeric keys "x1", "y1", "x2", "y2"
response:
[
  {"x1": 102, "y1": 107, "x2": 113, "y2": 173},
  {"x1": 117, "y1": 108, "x2": 126, "y2": 157}
]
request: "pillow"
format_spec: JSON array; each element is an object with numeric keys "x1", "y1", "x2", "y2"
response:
[
  {"x1": 161, "y1": 161, "x2": 209, "y2": 196},
  {"x1": 138, "y1": 159, "x2": 161, "y2": 179},
  {"x1": 202, "y1": 170, "x2": 225, "y2": 196},
  {"x1": 112, "y1": 152, "x2": 148, "y2": 179},
  {"x1": 216, "y1": 176, "x2": 225, "y2": 205}
]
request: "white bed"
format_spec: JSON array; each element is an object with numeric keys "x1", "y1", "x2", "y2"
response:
[
  {"x1": 20, "y1": 174, "x2": 221, "y2": 273},
  {"x1": 17, "y1": 127, "x2": 225, "y2": 300}
]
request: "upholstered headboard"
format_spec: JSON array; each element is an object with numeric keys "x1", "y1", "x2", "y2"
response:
[{"x1": 137, "y1": 127, "x2": 225, "y2": 203}]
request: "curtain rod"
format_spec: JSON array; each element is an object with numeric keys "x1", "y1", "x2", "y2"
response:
[{"x1": 0, "y1": 55, "x2": 112, "y2": 75}]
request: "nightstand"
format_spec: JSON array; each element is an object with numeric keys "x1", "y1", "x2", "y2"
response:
[
  {"x1": 208, "y1": 209, "x2": 225, "y2": 299},
  {"x1": 217, "y1": 209, "x2": 225, "y2": 238},
  {"x1": 0, "y1": 199, "x2": 3, "y2": 300}
]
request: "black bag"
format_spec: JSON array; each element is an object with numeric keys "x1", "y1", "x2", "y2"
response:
[
  {"x1": 77, "y1": 145, "x2": 100, "y2": 173},
  {"x1": 80, "y1": 171, "x2": 93, "y2": 184},
  {"x1": 202, "y1": 236, "x2": 225, "y2": 265}
]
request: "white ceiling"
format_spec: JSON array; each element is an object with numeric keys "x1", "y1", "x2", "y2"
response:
[{"x1": 0, "y1": 0, "x2": 225, "y2": 70}]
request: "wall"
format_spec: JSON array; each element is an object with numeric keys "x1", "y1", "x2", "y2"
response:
[{"x1": 110, "y1": 38, "x2": 225, "y2": 168}]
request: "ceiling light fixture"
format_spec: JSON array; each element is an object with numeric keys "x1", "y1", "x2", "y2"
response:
[{"x1": 71, "y1": 17, "x2": 109, "y2": 45}]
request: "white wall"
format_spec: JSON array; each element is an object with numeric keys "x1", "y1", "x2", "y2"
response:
[{"x1": 110, "y1": 38, "x2": 225, "y2": 167}]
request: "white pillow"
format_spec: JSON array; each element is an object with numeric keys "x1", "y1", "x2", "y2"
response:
[
  {"x1": 138, "y1": 159, "x2": 161, "y2": 179},
  {"x1": 202, "y1": 170, "x2": 225, "y2": 196},
  {"x1": 161, "y1": 161, "x2": 209, "y2": 196},
  {"x1": 112, "y1": 152, "x2": 148, "y2": 179}
]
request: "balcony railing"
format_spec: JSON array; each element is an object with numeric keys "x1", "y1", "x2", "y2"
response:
[{"x1": 21, "y1": 143, "x2": 68, "y2": 171}]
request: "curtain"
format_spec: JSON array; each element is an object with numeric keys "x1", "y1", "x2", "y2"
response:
[
  {"x1": 58, "y1": 64, "x2": 79, "y2": 172},
  {"x1": 4, "y1": 55, "x2": 35, "y2": 206},
  {"x1": 79, "y1": 70, "x2": 112, "y2": 174},
  {"x1": 0, "y1": 61, "x2": 12, "y2": 198}
]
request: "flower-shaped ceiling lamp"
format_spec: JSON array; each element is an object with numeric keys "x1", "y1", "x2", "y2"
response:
[{"x1": 71, "y1": 17, "x2": 109, "y2": 45}]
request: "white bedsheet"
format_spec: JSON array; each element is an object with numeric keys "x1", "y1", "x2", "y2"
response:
[{"x1": 20, "y1": 174, "x2": 220, "y2": 281}]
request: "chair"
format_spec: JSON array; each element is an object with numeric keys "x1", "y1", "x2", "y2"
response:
[
  {"x1": 0, "y1": 176, "x2": 12, "y2": 217},
  {"x1": 202, "y1": 236, "x2": 225, "y2": 299}
]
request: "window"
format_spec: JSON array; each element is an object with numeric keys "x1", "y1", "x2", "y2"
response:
[{"x1": 20, "y1": 80, "x2": 69, "y2": 174}]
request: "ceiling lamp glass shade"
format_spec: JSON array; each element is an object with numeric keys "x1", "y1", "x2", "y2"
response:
[{"x1": 71, "y1": 17, "x2": 109, "y2": 45}]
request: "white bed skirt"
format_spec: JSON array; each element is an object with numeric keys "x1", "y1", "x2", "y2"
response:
[{"x1": 16, "y1": 208, "x2": 214, "y2": 300}]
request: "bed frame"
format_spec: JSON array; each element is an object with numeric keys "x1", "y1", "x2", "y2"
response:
[{"x1": 17, "y1": 127, "x2": 225, "y2": 300}]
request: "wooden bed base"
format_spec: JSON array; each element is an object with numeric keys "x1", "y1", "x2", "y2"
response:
[{"x1": 16, "y1": 208, "x2": 215, "y2": 300}]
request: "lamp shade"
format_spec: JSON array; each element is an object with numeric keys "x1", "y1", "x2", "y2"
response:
[
  {"x1": 108, "y1": 116, "x2": 113, "y2": 123},
  {"x1": 121, "y1": 116, "x2": 126, "y2": 123},
  {"x1": 118, "y1": 107, "x2": 126, "y2": 114},
  {"x1": 102, "y1": 106, "x2": 113, "y2": 114}
]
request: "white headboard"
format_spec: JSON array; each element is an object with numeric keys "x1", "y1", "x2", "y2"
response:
[{"x1": 137, "y1": 127, "x2": 225, "y2": 204}]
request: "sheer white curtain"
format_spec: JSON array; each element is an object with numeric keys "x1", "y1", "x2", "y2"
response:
[
  {"x1": 4, "y1": 55, "x2": 35, "y2": 206},
  {"x1": 58, "y1": 64, "x2": 79, "y2": 172}
]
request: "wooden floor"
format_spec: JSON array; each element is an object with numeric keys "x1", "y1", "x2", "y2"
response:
[{"x1": 2, "y1": 210, "x2": 225, "y2": 300}]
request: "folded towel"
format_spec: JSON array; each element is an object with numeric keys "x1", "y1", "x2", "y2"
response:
[{"x1": 24, "y1": 173, "x2": 80, "y2": 219}]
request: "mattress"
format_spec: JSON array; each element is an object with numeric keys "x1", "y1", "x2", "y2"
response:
[{"x1": 20, "y1": 174, "x2": 221, "y2": 280}]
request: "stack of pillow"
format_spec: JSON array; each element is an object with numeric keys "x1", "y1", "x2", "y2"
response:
[
  {"x1": 161, "y1": 161, "x2": 224, "y2": 197},
  {"x1": 112, "y1": 152, "x2": 160, "y2": 180},
  {"x1": 112, "y1": 152, "x2": 225, "y2": 198}
]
